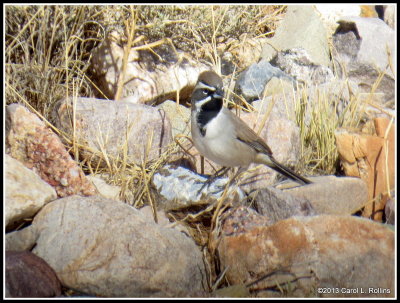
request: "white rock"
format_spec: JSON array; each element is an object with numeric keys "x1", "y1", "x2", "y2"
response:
[
  {"x1": 5, "y1": 155, "x2": 57, "y2": 227},
  {"x1": 153, "y1": 165, "x2": 245, "y2": 211}
]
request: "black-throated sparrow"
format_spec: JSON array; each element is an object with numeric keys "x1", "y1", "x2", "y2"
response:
[{"x1": 191, "y1": 70, "x2": 311, "y2": 186}]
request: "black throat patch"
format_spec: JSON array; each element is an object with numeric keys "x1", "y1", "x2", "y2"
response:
[{"x1": 196, "y1": 98, "x2": 222, "y2": 136}]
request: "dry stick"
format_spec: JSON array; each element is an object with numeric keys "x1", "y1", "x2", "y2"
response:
[
  {"x1": 209, "y1": 176, "x2": 236, "y2": 247},
  {"x1": 383, "y1": 118, "x2": 394, "y2": 199},
  {"x1": 210, "y1": 5, "x2": 228, "y2": 73},
  {"x1": 350, "y1": 189, "x2": 392, "y2": 215},
  {"x1": 256, "y1": 93, "x2": 275, "y2": 137},
  {"x1": 174, "y1": 135, "x2": 199, "y2": 167},
  {"x1": 140, "y1": 129, "x2": 158, "y2": 223},
  {"x1": 211, "y1": 266, "x2": 230, "y2": 292},
  {"x1": 115, "y1": 6, "x2": 137, "y2": 101}
]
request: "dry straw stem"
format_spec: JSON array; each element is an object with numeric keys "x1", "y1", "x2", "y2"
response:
[
  {"x1": 383, "y1": 117, "x2": 394, "y2": 199},
  {"x1": 115, "y1": 6, "x2": 137, "y2": 101},
  {"x1": 350, "y1": 189, "x2": 393, "y2": 215}
]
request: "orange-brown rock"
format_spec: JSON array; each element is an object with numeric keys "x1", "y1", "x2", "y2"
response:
[
  {"x1": 335, "y1": 118, "x2": 395, "y2": 221},
  {"x1": 216, "y1": 211, "x2": 394, "y2": 298}
]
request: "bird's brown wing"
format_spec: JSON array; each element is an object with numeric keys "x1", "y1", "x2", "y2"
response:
[
  {"x1": 227, "y1": 110, "x2": 273, "y2": 156},
  {"x1": 226, "y1": 109, "x2": 312, "y2": 185}
]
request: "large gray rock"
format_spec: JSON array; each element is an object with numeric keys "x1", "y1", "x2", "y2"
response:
[
  {"x1": 261, "y1": 5, "x2": 331, "y2": 67},
  {"x1": 332, "y1": 17, "x2": 395, "y2": 104},
  {"x1": 90, "y1": 32, "x2": 208, "y2": 104},
  {"x1": 238, "y1": 106, "x2": 303, "y2": 192},
  {"x1": 235, "y1": 59, "x2": 292, "y2": 102},
  {"x1": 53, "y1": 97, "x2": 173, "y2": 166},
  {"x1": 7, "y1": 195, "x2": 206, "y2": 297},
  {"x1": 252, "y1": 186, "x2": 315, "y2": 225},
  {"x1": 157, "y1": 100, "x2": 191, "y2": 138}
]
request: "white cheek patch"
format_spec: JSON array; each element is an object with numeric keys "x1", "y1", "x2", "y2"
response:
[{"x1": 195, "y1": 96, "x2": 212, "y2": 110}]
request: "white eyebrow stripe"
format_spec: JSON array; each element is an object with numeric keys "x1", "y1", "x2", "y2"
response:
[
  {"x1": 195, "y1": 96, "x2": 212, "y2": 110},
  {"x1": 195, "y1": 81, "x2": 216, "y2": 91}
]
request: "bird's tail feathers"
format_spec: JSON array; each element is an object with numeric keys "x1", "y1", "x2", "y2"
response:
[{"x1": 268, "y1": 158, "x2": 312, "y2": 185}]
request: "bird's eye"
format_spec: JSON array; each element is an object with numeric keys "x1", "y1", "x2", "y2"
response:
[{"x1": 201, "y1": 89, "x2": 208, "y2": 95}]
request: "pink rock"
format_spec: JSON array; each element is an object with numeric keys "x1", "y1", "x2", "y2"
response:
[{"x1": 6, "y1": 104, "x2": 97, "y2": 197}]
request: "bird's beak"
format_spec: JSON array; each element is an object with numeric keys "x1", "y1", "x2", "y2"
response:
[{"x1": 213, "y1": 88, "x2": 224, "y2": 100}]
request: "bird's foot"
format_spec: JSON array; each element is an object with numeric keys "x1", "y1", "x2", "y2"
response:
[
  {"x1": 195, "y1": 167, "x2": 230, "y2": 196},
  {"x1": 196, "y1": 174, "x2": 219, "y2": 196}
]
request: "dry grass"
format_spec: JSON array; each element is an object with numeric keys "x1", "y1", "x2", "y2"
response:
[{"x1": 5, "y1": 6, "x2": 106, "y2": 117}]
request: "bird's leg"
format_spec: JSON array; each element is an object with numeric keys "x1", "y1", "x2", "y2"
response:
[
  {"x1": 196, "y1": 167, "x2": 230, "y2": 195},
  {"x1": 199, "y1": 167, "x2": 248, "y2": 196},
  {"x1": 223, "y1": 166, "x2": 247, "y2": 189},
  {"x1": 207, "y1": 166, "x2": 248, "y2": 195}
]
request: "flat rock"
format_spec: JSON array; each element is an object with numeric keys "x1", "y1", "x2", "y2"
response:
[
  {"x1": 152, "y1": 165, "x2": 245, "y2": 211},
  {"x1": 283, "y1": 175, "x2": 368, "y2": 215},
  {"x1": 252, "y1": 186, "x2": 316, "y2": 225}
]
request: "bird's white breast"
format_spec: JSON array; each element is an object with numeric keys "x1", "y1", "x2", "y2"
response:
[{"x1": 191, "y1": 108, "x2": 255, "y2": 167}]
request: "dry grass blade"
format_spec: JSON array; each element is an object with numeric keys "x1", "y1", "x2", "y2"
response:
[
  {"x1": 383, "y1": 117, "x2": 394, "y2": 199},
  {"x1": 115, "y1": 6, "x2": 137, "y2": 101}
]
